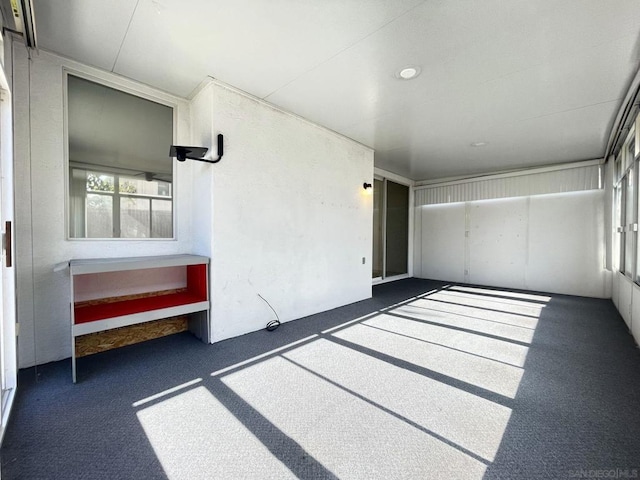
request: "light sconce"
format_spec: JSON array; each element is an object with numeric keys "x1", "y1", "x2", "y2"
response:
[
  {"x1": 363, "y1": 182, "x2": 372, "y2": 190},
  {"x1": 170, "y1": 133, "x2": 224, "y2": 164}
]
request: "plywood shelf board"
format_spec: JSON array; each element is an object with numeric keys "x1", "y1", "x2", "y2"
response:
[
  {"x1": 73, "y1": 301, "x2": 210, "y2": 337},
  {"x1": 75, "y1": 317, "x2": 189, "y2": 358}
]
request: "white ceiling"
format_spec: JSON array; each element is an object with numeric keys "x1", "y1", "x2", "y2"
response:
[{"x1": 32, "y1": 0, "x2": 640, "y2": 180}]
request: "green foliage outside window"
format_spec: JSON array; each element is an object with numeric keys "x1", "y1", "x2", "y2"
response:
[{"x1": 87, "y1": 173, "x2": 137, "y2": 194}]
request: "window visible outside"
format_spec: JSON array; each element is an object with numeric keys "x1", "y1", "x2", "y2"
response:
[{"x1": 78, "y1": 171, "x2": 172, "y2": 238}]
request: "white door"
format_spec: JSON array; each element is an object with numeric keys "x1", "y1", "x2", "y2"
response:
[{"x1": 0, "y1": 63, "x2": 17, "y2": 444}]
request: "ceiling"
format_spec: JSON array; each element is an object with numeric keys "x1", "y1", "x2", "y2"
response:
[{"x1": 31, "y1": 0, "x2": 640, "y2": 181}]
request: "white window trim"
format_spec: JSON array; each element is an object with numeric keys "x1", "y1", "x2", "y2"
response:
[{"x1": 63, "y1": 68, "x2": 180, "y2": 241}]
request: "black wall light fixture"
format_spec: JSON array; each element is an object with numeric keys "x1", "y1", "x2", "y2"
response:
[
  {"x1": 363, "y1": 182, "x2": 372, "y2": 190},
  {"x1": 170, "y1": 133, "x2": 224, "y2": 164}
]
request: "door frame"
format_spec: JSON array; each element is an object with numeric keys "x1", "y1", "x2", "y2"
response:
[
  {"x1": 0, "y1": 56, "x2": 17, "y2": 445},
  {"x1": 372, "y1": 169, "x2": 414, "y2": 284}
]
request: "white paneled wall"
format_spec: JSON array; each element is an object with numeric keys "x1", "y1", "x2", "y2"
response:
[
  {"x1": 415, "y1": 190, "x2": 611, "y2": 298},
  {"x1": 527, "y1": 193, "x2": 609, "y2": 296},
  {"x1": 629, "y1": 279, "x2": 640, "y2": 332},
  {"x1": 632, "y1": 286, "x2": 640, "y2": 342},
  {"x1": 612, "y1": 265, "x2": 620, "y2": 309},
  {"x1": 468, "y1": 198, "x2": 528, "y2": 288},
  {"x1": 615, "y1": 273, "x2": 638, "y2": 342},
  {"x1": 418, "y1": 203, "x2": 466, "y2": 283},
  {"x1": 415, "y1": 161, "x2": 601, "y2": 206}
]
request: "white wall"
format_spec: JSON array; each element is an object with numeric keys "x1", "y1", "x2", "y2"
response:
[
  {"x1": 527, "y1": 192, "x2": 608, "y2": 296},
  {"x1": 12, "y1": 45, "x2": 194, "y2": 367},
  {"x1": 73, "y1": 267, "x2": 187, "y2": 302},
  {"x1": 192, "y1": 80, "x2": 373, "y2": 342},
  {"x1": 189, "y1": 82, "x2": 215, "y2": 259},
  {"x1": 618, "y1": 274, "x2": 633, "y2": 328},
  {"x1": 416, "y1": 190, "x2": 611, "y2": 298},
  {"x1": 417, "y1": 203, "x2": 466, "y2": 283},
  {"x1": 14, "y1": 51, "x2": 374, "y2": 366},
  {"x1": 468, "y1": 197, "x2": 528, "y2": 288}
]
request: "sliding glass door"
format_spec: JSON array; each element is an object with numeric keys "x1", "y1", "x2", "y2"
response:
[
  {"x1": 0, "y1": 71, "x2": 16, "y2": 444},
  {"x1": 372, "y1": 178, "x2": 409, "y2": 280},
  {"x1": 373, "y1": 179, "x2": 384, "y2": 279}
]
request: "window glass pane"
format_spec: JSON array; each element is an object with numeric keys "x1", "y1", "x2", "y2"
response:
[
  {"x1": 625, "y1": 169, "x2": 635, "y2": 275},
  {"x1": 615, "y1": 185, "x2": 622, "y2": 271},
  {"x1": 624, "y1": 143, "x2": 631, "y2": 171},
  {"x1": 151, "y1": 199, "x2": 172, "y2": 238},
  {"x1": 625, "y1": 230, "x2": 634, "y2": 275},
  {"x1": 87, "y1": 173, "x2": 114, "y2": 193},
  {"x1": 625, "y1": 170, "x2": 634, "y2": 225},
  {"x1": 68, "y1": 75, "x2": 173, "y2": 238},
  {"x1": 119, "y1": 176, "x2": 172, "y2": 197},
  {"x1": 385, "y1": 181, "x2": 409, "y2": 277},
  {"x1": 86, "y1": 194, "x2": 113, "y2": 238},
  {"x1": 620, "y1": 182, "x2": 626, "y2": 271},
  {"x1": 372, "y1": 179, "x2": 384, "y2": 278},
  {"x1": 636, "y1": 162, "x2": 640, "y2": 281},
  {"x1": 121, "y1": 197, "x2": 151, "y2": 238}
]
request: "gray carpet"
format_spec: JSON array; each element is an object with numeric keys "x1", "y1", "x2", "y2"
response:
[{"x1": 2, "y1": 279, "x2": 640, "y2": 479}]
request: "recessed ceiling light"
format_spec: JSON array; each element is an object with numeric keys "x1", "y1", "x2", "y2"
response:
[
  {"x1": 396, "y1": 66, "x2": 421, "y2": 80},
  {"x1": 471, "y1": 142, "x2": 488, "y2": 147}
]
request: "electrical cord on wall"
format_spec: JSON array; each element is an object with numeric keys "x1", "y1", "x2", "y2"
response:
[{"x1": 258, "y1": 293, "x2": 281, "y2": 331}]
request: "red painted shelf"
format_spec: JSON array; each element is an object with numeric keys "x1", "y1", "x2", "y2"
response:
[
  {"x1": 74, "y1": 291, "x2": 207, "y2": 324},
  {"x1": 69, "y1": 255, "x2": 210, "y2": 382}
]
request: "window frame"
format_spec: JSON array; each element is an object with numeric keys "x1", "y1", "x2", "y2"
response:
[
  {"x1": 372, "y1": 174, "x2": 412, "y2": 283},
  {"x1": 73, "y1": 168, "x2": 173, "y2": 238},
  {"x1": 623, "y1": 161, "x2": 635, "y2": 279},
  {"x1": 614, "y1": 152, "x2": 624, "y2": 272},
  {"x1": 615, "y1": 124, "x2": 639, "y2": 281},
  {"x1": 631, "y1": 123, "x2": 640, "y2": 285},
  {"x1": 63, "y1": 69, "x2": 179, "y2": 241}
]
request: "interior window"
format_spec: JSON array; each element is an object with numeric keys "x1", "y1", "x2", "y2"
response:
[{"x1": 67, "y1": 75, "x2": 174, "y2": 238}]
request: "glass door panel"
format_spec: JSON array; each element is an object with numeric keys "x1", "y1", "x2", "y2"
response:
[
  {"x1": 372, "y1": 178, "x2": 409, "y2": 280},
  {"x1": 0, "y1": 80, "x2": 16, "y2": 441},
  {"x1": 385, "y1": 181, "x2": 409, "y2": 277},
  {"x1": 372, "y1": 179, "x2": 384, "y2": 279}
]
